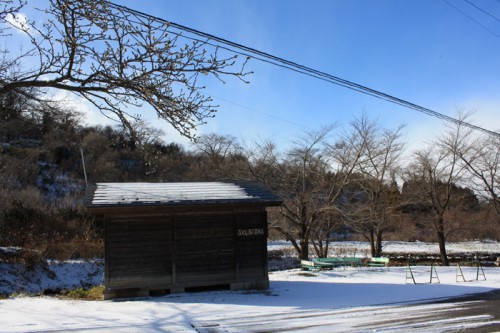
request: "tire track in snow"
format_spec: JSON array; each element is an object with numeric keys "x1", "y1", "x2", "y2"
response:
[{"x1": 192, "y1": 294, "x2": 500, "y2": 332}]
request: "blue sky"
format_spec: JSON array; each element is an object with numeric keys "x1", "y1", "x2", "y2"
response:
[{"x1": 10, "y1": 1, "x2": 500, "y2": 150}]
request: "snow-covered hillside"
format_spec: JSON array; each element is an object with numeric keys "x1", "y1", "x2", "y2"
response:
[{"x1": 0, "y1": 260, "x2": 103, "y2": 296}]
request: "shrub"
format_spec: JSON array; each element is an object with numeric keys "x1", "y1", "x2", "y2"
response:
[
  {"x1": 43, "y1": 241, "x2": 104, "y2": 261},
  {"x1": 65, "y1": 286, "x2": 104, "y2": 300},
  {"x1": 21, "y1": 248, "x2": 47, "y2": 271}
]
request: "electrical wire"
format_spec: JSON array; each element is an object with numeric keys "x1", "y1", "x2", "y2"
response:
[
  {"x1": 444, "y1": 0, "x2": 500, "y2": 40},
  {"x1": 106, "y1": 1, "x2": 500, "y2": 139},
  {"x1": 465, "y1": 0, "x2": 500, "y2": 21}
]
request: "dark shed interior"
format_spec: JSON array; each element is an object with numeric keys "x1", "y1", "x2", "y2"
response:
[{"x1": 85, "y1": 182, "x2": 281, "y2": 299}]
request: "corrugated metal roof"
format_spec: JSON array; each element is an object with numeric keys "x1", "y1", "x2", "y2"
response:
[{"x1": 85, "y1": 182, "x2": 282, "y2": 207}]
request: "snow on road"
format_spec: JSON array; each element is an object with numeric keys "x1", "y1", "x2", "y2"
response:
[{"x1": 1, "y1": 266, "x2": 499, "y2": 332}]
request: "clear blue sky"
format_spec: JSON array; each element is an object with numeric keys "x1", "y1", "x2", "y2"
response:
[{"x1": 14, "y1": 1, "x2": 500, "y2": 150}]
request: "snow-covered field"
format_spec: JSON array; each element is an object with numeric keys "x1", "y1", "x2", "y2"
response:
[
  {"x1": 1, "y1": 241, "x2": 499, "y2": 332},
  {"x1": 268, "y1": 240, "x2": 500, "y2": 256}
]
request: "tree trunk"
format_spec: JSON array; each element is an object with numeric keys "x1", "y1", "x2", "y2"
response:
[
  {"x1": 312, "y1": 239, "x2": 325, "y2": 258},
  {"x1": 368, "y1": 227, "x2": 376, "y2": 257},
  {"x1": 299, "y1": 203, "x2": 309, "y2": 260},
  {"x1": 323, "y1": 237, "x2": 331, "y2": 258},
  {"x1": 373, "y1": 227, "x2": 383, "y2": 257},
  {"x1": 435, "y1": 215, "x2": 449, "y2": 266},
  {"x1": 300, "y1": 238, "x2": 309, "y2": 260}
]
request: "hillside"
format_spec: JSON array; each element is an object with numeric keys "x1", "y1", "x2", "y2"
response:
[{"x1": 1, "y1": 97, "x2": 499, "y2": 268}]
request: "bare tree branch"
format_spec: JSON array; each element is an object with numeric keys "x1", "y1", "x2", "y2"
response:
[{"x1": 0, "y1": 0, "x2": 251, "y2": 139}]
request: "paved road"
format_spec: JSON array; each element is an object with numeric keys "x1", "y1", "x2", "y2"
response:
[{"x1": 192, "y1": 290, "x2": 500, "y2": 333}]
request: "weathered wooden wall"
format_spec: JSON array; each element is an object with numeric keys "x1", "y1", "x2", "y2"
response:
[
  {"x1": 106, "y1": 214, "x2": 173, "y2": 291},
  {"x1": 102, "y1": 206, "x2": 269, "y2": 298}
]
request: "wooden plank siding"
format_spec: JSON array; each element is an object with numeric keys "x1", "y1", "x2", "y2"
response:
[
  {"x1": 101, "y1": 207, "x2": 270, "y2": 297},
  {"x1": 105, "y1": 215, "x2": 173, "y2": 290},
  {"x1": 237, "y1": 212, "x2": 268, "y2": 279},
  {"x1": 174, "y1": 214, "x2": 236, "y2": 284}
]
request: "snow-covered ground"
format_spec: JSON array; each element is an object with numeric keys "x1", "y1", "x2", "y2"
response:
[
  {"x1": 268, "y1": 240, "x2": 500, "y2": 256},
  {"x1": 1, "y1": 266, "x2": 499, "y2": 332},
  {"x1": 0, "y1": 241, "x2": 499, "y2": 332},
  {"x1": 0, "y1": 260, "x2": 103, "y2": 296}
]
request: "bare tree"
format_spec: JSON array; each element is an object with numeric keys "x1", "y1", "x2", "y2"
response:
[
  {"x1": 0, "y1": 0, "x2": 25, "y2": 35},
  {"x1": 342, "y1": 115, "x2": 405, "y2": 257},
  {"x1": 310, "y1": 116, "x2": 379, "y2": 257},
  {"x1": 117, "y1": 120, "x2": 166, "y2": 176},
  {"x1": 192, "y1": 133, "x2": 245, "y2": 180},
  {"x1": 458, "y1": 132, "x2": 500, "y2": 222},
  {"x1": 247, "y1": 126, "x2": 333, "y2": 260},
  {"x1": 0, "y1": 0, "x2": 250, "y2": 139},
  {"x1": 247, "y1": 124, "x2": 367, "y2": 260},
  {"x1": 404, "y1": 117, "x2": 469, "y2": 265},
  {"x1": 193, "y1": 133, "x2": 241, "y2": 164}
]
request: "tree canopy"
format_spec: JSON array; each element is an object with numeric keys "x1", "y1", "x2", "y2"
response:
[{"x1": 0, "y1": 0, "x2": 250, "y2": 139}]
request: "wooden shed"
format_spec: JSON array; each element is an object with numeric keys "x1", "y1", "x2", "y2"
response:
[{"x1": 84, "y1": 182, "x2": 281, "y2": 299}]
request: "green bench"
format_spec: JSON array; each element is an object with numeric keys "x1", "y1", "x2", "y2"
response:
[
  {"x1": 315, "y1": 257, "x2": 364, "y2": 267},
  {"x1": 367, "y1": 257, "x2": 389, "y2": 267},
  {"x1": 300, "y1": 260, "x2": 335, "y2": 271},
  {"x1": 301, "y1": 257, "x2": 389, "y2": 271}
]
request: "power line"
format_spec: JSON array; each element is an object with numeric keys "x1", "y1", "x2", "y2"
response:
[
  {"x1": 444, "y1": 0, "x2": 500, "y2": 40},
  {"x1": 107, "y1": 1, "x2": 500, "y2": 139},
  {"x1": 465, "y1": 0, "x2": 500, "y2": 21},
  {"x1": 211, "y1": 94, "x2": 310, "y2": 131}
]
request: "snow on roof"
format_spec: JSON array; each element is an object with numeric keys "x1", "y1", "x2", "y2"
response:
[{"x1": 86, "y1": 182, "x2": 282, "y2": 207}]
